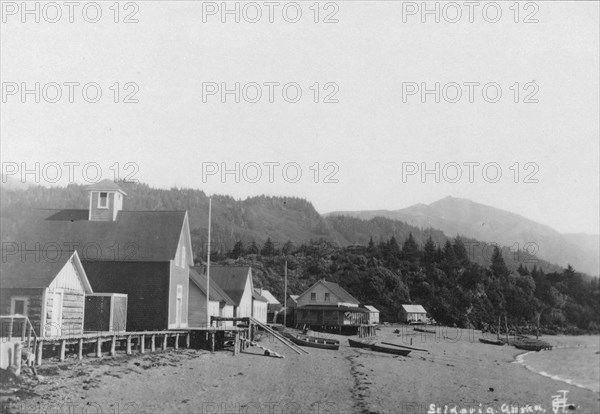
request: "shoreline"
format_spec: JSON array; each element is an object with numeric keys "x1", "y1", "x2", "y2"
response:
[
  {"x1": 512, "y1": 339, "x2": 600, "y2": 395},
  {"x1": 2, "y1": 327, "x2": 599, "y2": 414}
]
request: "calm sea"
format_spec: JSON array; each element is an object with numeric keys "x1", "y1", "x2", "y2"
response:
[{"x1": 515, "y1": 335, "x2": 600, "y2": 393}]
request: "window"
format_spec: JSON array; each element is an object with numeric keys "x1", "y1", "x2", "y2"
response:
[
  {"x1": 324, "y1": 293, "x2": 330, "y2": 302},
  {"x1": 11, "y1": 297, "x2": 28, "y2": 315},
  {"x1": 310, "y1": 292, "x2": 316, "y2": 301},
  {"x1": 98, "y1": 192, "x2": 108, "y2": 208}
]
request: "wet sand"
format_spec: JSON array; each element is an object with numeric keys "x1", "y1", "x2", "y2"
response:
[{"x1": 2, "y1": 326, "x2": 599, "y2": 413}]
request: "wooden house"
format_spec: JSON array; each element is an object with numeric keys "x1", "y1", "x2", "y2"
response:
[
  {"x1": 364, "y1": 305, "x2": 380, "y2": 325},
  {"x1": 252, "y1": 290, "x2": 268, "y2": 324},
  {"x1": 294, "y1": 280, "x2": 368, "y2": 333},
  {"x1": 209, "y1": 266, "x2": 266, "y2": 322},
  {"x1": 254, "y1": 288, "x2": 281, "y2": 323},
  {"x1": 188, "y1": 267, "x2": 235, "y2": 327},
  {"x1": 2, "y1": 180, "x2": 192, "y2": 332},
  {"x1": 400, "y1": 304, "x2": 428, "y2": 324},
  {"x1": 0, "y1": 250, "x2": 93, "y2": 337}
]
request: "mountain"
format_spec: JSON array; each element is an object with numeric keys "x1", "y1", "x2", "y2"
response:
[
  {"x1": 326, "y1": 196, "x2": 599, "y2": 276},
  {"x1": 1, "y1": 183, "x2": 566, "y2": 275}
]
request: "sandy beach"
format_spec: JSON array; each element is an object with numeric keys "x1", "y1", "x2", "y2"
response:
[{"x1": 2, "y1": 326, "x2": 599, "y2": 414}]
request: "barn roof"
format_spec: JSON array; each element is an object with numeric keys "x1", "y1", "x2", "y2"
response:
[
  {"x1": 189, "y1": 267, "x2": 235, "y2": 306},
  {"x1": 208, "y1": 266, "x2": 252, "y2": 306},
  {"x1": 3, "y1": 208, "x2": 187, "y2": 262},
  {"x1": 0, "y1": 250, "x2": 92, "y2": 292},
  {"x1": 402, "y1": 304, "x2": 427, "y2": 313}
]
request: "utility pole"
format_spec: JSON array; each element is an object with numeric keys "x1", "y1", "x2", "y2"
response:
[
  {"x1": 206, "y1": 197, "x2": 212, "y2": 328},
  {"x1": 283, "y1": 260, "x2": 288, "y2": 327}
]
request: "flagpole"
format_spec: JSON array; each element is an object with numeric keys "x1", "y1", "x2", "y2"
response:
[
  {"x1": 283, "y1": 260, "x2": 287, "y2": 327},
  {"x1": 206, "y1": 197, "x2": 212, "y2": 328}
]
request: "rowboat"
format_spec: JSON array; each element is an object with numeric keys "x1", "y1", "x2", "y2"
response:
[
  {"x1": 370, "y1": 342, "x2": 411, "y2": 356},
  {"x1": 479, "y1": 338, "x2": 505, "y2": 346},
  {"x1": 348, "y1": 338, "x2": 376, "y2": 349},
  {"x1": 283, "y1": 332, "x2": 339, "y2": 350}
]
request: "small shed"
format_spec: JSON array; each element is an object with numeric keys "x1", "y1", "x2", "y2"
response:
[
  {"x1": 364, "y1": 305, "x2": 380, "y2": 325},
  {"x1": 84, "y1": 293, "x2": 128, "y2": 332},
  {"x1": 0, "y1": 251, "x2": 92, "y2": 338},
  {"x1": 400, "y1": 304, "x2": 428, "y2": 323}
]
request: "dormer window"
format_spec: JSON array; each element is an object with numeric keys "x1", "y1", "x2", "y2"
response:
[{"x1": 98, "y1": 192, "x2": 108, "y2": 208}]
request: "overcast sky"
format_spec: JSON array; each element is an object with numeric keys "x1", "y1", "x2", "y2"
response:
[{"x1": 1, "y1": 1, "x2": 598, "y2": 234}]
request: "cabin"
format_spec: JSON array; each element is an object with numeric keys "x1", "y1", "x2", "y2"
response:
[
  {"x1": 400, "y1": 304, "x2": 428, "y2": 324},
  {"x1": 209, "y1": 266, "x2": 256, "y2": 319},
  {"x1": 364, "y1": 305, "x2": 380, "y2": 325},
  {"x1": 254, "y1": 288, "x2": 281, "y2": 323},
  {"x1": 2, "y1": 180, "x2": 192, "y2": 332},
  {"x1": 0, "y1": 251, "x2": 92, "y2": 337},
  {"x1": 294, "y1": 280, "x2": 368, "y2": 333},
  {"x1": 188, "y1": 267, "x2": 235, "y2": 327}
]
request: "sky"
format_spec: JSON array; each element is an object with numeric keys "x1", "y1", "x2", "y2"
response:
[{"x1": 1, "y1": 1, "x2": 598, "y2": 235}]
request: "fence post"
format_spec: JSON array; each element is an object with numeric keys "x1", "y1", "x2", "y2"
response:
[
  {"x1": 78, "y1": 338, "x2": 83, "y2": 360},
  {"x1": 13, "y1": 343, "x2": 22, "y2": 375},
  {"x1": 36, "y1": 340, "x2": 43, "y2": 366},
  {"x1": 59, "y1": 339, "x2": 66, "y2": 362}
]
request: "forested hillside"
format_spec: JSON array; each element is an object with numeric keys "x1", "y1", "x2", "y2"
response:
[
  {"x1": 0, "y1": 181, "x2": 565, "y2": 274},
  {"x1": 220, "y1": 238, "x2": 600, "y2": 333}
]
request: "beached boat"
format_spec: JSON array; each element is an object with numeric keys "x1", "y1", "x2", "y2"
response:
[
  {"x1": 282, "y1": 332, "x2": 340, "y2": 350},
  {"x1": 370, "y1": 342, "x2": 411, "y2": 356},
  {"x1": 348, "y1": 338, "x2": 376, "y2": 349},
  {"x1": 479, "y1": 338, "x2": 505, "y2": 346}
]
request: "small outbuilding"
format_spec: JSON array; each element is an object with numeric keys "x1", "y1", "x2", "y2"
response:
[
  {"x1": 0, "y1": 250, "x2": 93, "y2": 337},
  {"x1": 364, "y1": 305, "x2": 380, "y2": 325},
  {"x1": 400, "y1": 304, "x2": 428, "y2": 324}
]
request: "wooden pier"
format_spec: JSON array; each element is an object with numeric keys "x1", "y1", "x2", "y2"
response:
[{"x1": 32, "y1": 330, "x2": 191, "y2": 366}]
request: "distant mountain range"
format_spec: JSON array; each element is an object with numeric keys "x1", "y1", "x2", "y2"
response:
[
  {"x1": 1, "y1": 181, "x2": 595, "y2": 275},
  {"x1": 325, "y1": 196, "x2": 599, "y2": 276}
]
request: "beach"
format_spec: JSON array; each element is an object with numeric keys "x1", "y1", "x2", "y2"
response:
[{"x1": 2, "y1": 326, "x2": 599, "y2": 414}]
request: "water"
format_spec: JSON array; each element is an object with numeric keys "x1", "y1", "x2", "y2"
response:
[{"x1": 515, "y1": 335, "x2": 600, "y2": 393}]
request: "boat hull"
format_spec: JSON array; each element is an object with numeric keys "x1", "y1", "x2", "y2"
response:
[
  {"x1": 348, "y1": 338, "x2": 375, "y2": 349},
  {"x1": 370, "y1": 343, "x2": 411, "y2": 356},
  {"x1": 479, "y1": 338, "x2": 505, "y2": 346},
  {"x1": 284, "y1": 333, "x2": 340, "y2": 350}
]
